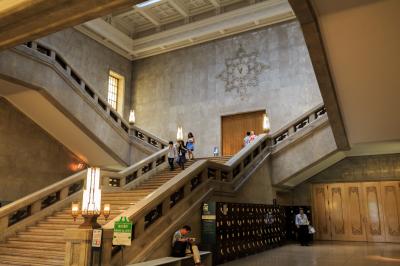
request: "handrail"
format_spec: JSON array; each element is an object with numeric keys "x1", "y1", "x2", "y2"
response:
[
  {"x1": 101, "y1": 134, "x2": 272, "y2": 263},
  {"x1": 0, "y1": 170, "x2": 87, "y2": 240},
  {"x1": 270, "y1": 103, "x2": 326, "y2": 145},
  {"x1": 103, "y1": 148, "x2": 169, "y2": 189},
  {"x1": 103, "y1": 160, "x2": 208, "y2": 230},
  {"x1": 14, "y1": 41, "x2": 167, "y2": 150},
  {"x1": 225, "y1": 134, "x2": 269, "y2": 167}
]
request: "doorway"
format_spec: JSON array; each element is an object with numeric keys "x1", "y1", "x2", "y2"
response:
[
  {"x1": 221, "y1": 110, "x2": 264, "y2": 156},
  {"x1": 312, "y1": 181, "x2": 400, "y2": 242}
]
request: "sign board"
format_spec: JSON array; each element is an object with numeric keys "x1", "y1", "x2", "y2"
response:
[
  {"x1": 113, "y1": 217, "x2": 133, "y2": 246},
  {"x1": 92, "y1": 229, "x2": 102, "y2": 248}
]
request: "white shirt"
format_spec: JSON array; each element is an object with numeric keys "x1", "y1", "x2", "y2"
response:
[{"x1": 295, "y1": 213, "x2": 309, "y2": 226}]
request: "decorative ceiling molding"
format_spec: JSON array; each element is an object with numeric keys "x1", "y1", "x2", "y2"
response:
[{"x1": 76, "y1": 0, "x2": 295, "y2": 60}]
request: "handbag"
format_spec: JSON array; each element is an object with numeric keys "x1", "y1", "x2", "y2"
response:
[{"x1": 308, "y1": 225, "x2": 316, "y2": 234}]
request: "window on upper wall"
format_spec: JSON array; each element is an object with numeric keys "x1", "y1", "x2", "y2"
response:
[{"x1": 107, "y1": 71, "x2": 125, "y2": 115}]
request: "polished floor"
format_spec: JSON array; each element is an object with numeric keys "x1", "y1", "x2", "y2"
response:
[{"x1": 221, "y1": 241, "x2": 400, "y2": 266}]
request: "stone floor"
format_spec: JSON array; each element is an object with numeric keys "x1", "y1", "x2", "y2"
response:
[{"x1": 220, "y1": 241, "x2": 400, "y2": 266}]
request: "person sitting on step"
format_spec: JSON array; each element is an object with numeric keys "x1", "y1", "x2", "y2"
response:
[{"x1": 171, "y1": 225, "x2": 202, "y2": 266}]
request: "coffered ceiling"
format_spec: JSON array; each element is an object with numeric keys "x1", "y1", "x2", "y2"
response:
[{"x1": 76, "y1": 0, "x2": 295, "y2": 60}]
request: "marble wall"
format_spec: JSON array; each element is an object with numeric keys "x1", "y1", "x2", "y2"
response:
[
  {"x1": 0, "y1": 98, "x2": 83, "y2": 202},
  {"x1": 132, "y1": 20, "x2": 322, "y2": 157},
  {"x1": 38, "y1": 28, "x2": 133, "y2": 119}
]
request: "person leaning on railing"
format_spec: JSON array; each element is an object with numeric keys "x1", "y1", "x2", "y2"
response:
[{"x1": 171, "y1": 225, "x2": 202, "y2": 265}]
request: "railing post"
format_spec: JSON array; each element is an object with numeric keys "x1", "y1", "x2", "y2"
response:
[
  {"x1": 64, "y1": 228, "x2": 93, "y2": 266},
  {"x1": 309, "y1": 112, "x2": 316, "y2": 123},
  {"x1": 66, "y1": 65, "x2": 71, "y2": 76},
  {"x1": 0, "y1": 216, "x2": 8, "y2": 242},
  {"x1": 120, "y1": 177, "x2": 126, "y2": 187},
  {"x1": 183, "y1": 182, "x2": 191, "y2": 196},
  {"x1": 215, "y1": 169, "x2": 221, "y2": 180},
  {"x1": 288, "y1": 126, "x2": 295, "y2": 136},
  {"x1": 31, "y1": 200, "x2": 41, "y2": 215},
  {"x1": 135, "y1": 217, "x2": 145, "y2": 238},
  {"x1": 50, "y1": 50, "x2": 56, "y2": 60},
  {"x1": 31, "y1": 41, "x2": 37, "y2": 50},
  {"x1": 161, "y1": 198, "x2": 170, "y2": 217},
  {"x1": 60, "y1": 186, "x2": 69, "y2": 200},
  {"x1": 101, "y1": 229, "x2": 114, "y2": 266}
]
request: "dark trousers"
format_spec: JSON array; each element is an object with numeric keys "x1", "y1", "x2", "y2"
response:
[
  {"x1": 298, "y1": 225, "x2": 309, "y2": 245},
  {"x1": 177, "y1": 156, "x2": 186, "y2": 169},
  {"x1": 168, "y1": 158, "x2": 174, "y2": 170}
]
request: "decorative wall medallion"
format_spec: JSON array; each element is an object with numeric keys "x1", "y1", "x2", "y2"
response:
[{"x1": 217, "y1": 45, "x2": 268, "y2": 99}]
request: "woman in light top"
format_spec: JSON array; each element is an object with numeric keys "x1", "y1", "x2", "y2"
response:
[{"x1": 186, "y1": 132, "x2": 195, "y2": 160}]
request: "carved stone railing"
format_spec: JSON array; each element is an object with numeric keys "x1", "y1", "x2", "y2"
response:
[
  {"x1": 0, "y1": 170, "x2": 87, "y2": 242},
  {"x1": 103, "y1": 148, "x2": 169, "y2": 191},
  {"x1": 0, "y1": 147, "x2": 169, "y2": 244},
  {"x1": 271, "y1": 103, "x2": 327, "y2": 146},
  {"x1": 100, "y1": 133, "x2": 272, "y2": 264},
  {"x1": 14, "y1": 41, "x2": 167, "y2": 150}
]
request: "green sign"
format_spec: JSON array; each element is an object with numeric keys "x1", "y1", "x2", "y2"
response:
[{"x1": 113, "y1": 217, "x2": 133, "y2": 246}]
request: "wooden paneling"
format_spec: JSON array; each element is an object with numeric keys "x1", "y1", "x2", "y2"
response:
[
  {"x1": 313, "y1": 181, "x2": 400, "y2": 243},
  {"x1": 344, "y1": 183, "x2": 366, "y2": 241},
  {"x1": 221, "y1": 111, "x2": 264, "y2": 156},
  {"x1": 312, "y1": 184, "x2": 331, "y2": 240},
  {"x1": 328, "y1": 183, "x2": 347, "y2": 240},
  {"x1": 361, "y1": 182, "x2": 386, "y2": 242},
  {"x1": 380, "y1": 181, "x2": 400, "y2": 242}
]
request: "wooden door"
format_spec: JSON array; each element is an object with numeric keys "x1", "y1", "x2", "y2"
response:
[
  {"x1": 362, "y1": 182, "x2": 386, "y2": 242},
  {"x1": 328, "y1": 183, "x2": 348, "y2": 240},
  {"x1": 312, "y1": 184, "x2": 331, "y2": 240},
  {"x1": 380, "y1": 181, "x2": 400, "y2": 242},
  {"x1": 344, "y1": 183, "x2": 367, "y2": 241},
  {"x1": 221, "y1": 111, "x2": 264, "y2": 156}
]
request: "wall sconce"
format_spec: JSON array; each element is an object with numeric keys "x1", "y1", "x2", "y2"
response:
[
  {"x1": 263, "y1": 113, "x2": 271, "y2": 133},
  {"x1": 71, "y1": 167, "x2": 110, "y2": 229},
  {"x1": 177, "y1": 126, "x2": 183, "y2": 141},
  {"x1": 129, "y1": 109, "x2": 136, "y2": 125}
]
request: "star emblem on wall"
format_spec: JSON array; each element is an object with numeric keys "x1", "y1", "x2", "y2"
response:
[{"x1": 217, "y1": 45, "x2": 268, "y2": 99}]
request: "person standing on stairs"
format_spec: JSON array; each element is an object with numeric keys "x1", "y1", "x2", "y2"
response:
[
  {"x1": 172, "y1": 225, "x2": 202, "y2": 266},
  {"x1": 168, "y1": 141, "x2": 177, "y2": 170},
  {"x1": 243, "y1": 131, "x2": 251, "y2": 146},
  {"x1": 249, "y1": 130, "x2": 257, "y2": 143},
  {"x1": 177, "y1": 140, "x2": 187, "y2": 170},
  {"x1": 186, "y1": 132, "x2": 195, "y2": 160}
]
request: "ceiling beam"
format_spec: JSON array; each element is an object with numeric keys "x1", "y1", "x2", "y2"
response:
[
  {"x1": 135, "y1": 7, "x2": 161, "y2": 26},
  {"x1": 168, "y1": 0, "x2": 189, "y2": 17},
  {"x1": 132, "y1": 0, "x2": 294, "y2": 53},
  {"x1": 0, "y1": 0, "x2": 146, "y2": 51}
]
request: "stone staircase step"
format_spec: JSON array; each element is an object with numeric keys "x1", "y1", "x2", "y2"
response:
[
  {"x1": 0, "y1": 255, "x2": 63, "y2": 266},
  {"x1": 0, "y1": 158, "x2": 197, "y2": 265},
  {"x1": 0, "y1": 241, "x2": 65, "y2": 251},
  {"x1": 7, "y1": 235, "x2": 65, "y2": 244},
  {"x1": 18, "y1": 230, "x2": 65, "y2": 237},
  {"x1": 0, "y1": 246, "x2": 64, "y2": 258}
]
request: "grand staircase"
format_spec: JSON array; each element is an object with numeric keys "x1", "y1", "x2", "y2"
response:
[{"x1": 0, "y1": 161, "x2": 195, "y2": 266}]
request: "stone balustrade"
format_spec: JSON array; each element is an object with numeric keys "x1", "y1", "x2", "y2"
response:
[
  {"x1": 103, "y1": 148, "x2": 169, "y2": 190},
  {"x1": 0, "y1": 170, "x2": 87, "y2": 241},
  {"x1": 100, "y1": 134, "x2": 272, "y2": 264},
  {"x1": 271, "y1": 103, "x2": 327, "y2": 145},
  {"x1": 17, "y1": 41, "x2": 167, "y2": 150}
]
